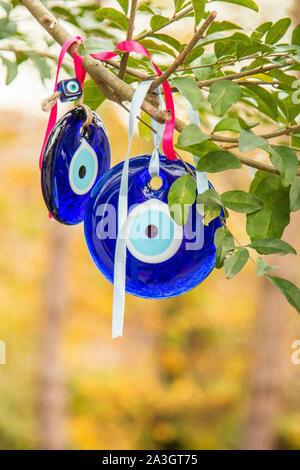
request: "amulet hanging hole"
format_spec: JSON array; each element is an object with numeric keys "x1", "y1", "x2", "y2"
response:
[{"x1": 148, "y1": 176, "x2": 163, "y2": 191}]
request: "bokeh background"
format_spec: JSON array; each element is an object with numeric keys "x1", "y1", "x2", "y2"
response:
[{"x1": 1, "y1": 0, "x2": 300, "y2": 450}]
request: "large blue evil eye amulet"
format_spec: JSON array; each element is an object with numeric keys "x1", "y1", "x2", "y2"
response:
[
  {"x1": 84, "y1": 155, "x2": 221, "y2": 299},
  {"x1": 41, "y1": 107, "x2": 111, "y2": 225}
]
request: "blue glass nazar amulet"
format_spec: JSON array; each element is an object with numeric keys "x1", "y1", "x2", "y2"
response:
[
  {"x1": 84, "y1": 154, "x2": 221, "y2": 299},
  {"x1": 41, "y1": 107, "x2": 111, "y2": 225}
]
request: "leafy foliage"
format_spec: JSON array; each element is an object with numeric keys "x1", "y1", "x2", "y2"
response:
[{"x1": 2, "y1": 0, "x2": 300, "y2": 318}]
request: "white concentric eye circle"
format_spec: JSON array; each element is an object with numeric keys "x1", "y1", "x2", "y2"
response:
[
  {"x1": 66, "y1": 80, "x2": 79, "y2": 94},
  {"x1": 126, "y1": 199, "x2": 183, "y2": 264},
  {"x1": 68, "y1": 140, "x2": 98, "y2": 195}
]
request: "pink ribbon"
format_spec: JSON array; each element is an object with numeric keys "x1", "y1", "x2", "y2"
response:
[
  {"x1": 39, "y1": 36, "x2": 86, "y2": 170},
  {"x1": 92, "y1": 40, "x2": 177, "y2": 160},
  {"x1": 40, "y1": 37, "x2": 177, "y2": 173}
]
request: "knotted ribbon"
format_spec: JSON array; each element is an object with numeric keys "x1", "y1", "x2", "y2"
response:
[
  {"x1": 39, "y1": 36, "x2": 86, "y2": 170},
  {"x1": 92, "y1": 40, "x2": 177, "y2": 161}
]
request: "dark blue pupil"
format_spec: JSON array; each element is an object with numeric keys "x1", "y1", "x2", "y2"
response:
[{"x1": 78, "y1": 165, "x2": 86, "y2": 179}]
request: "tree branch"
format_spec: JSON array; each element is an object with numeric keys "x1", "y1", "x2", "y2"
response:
[
  {"x1": 20, "y1": 0, "x2": 172, "y2": 123},
  {"x1": 149, "y1": 11, "x2": 217, "y2": 92},
  {"x1": 19, "y1": 0, "x2": 300, "y2": 178},
  {"x1": 133, "y1": 5, "x2": 194, "y2": 42},
  {"x1": 196, "y1": 60, "x2": 293, "y2": 88},
  {"x1": 211, "y1": 124, "x2": 300, "y2": 144},
  {"x1": 118, "y1": 0, "x2": 138, "y2": 79}
]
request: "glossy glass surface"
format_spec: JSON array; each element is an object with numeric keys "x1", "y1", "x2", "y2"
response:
[
  {"x1": 84, "y1": 154, "x2": 221, "y2": 299},
  {"x1": 41, "y1": 107, "x2": 111, "y2": 225},
  {"x1": 57, "y1": 78, "x2": 82, "y2": 102}
]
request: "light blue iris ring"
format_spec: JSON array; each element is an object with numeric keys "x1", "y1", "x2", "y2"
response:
[
  {"x1": 66, "y1": 80, "x2": 79, "y2": 94},
  {"x1": 68, "y1": 140, "x2": 98, "y2": 195},
  {"x1": 126, "y1": 200, "x2": 183, "y2": 264}
]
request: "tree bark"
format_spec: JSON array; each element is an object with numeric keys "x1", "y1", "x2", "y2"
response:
[
  {"x1": 36, "y1": 223, "x2": 69, "y2": 450},
  {"x1": 240, "y1": 275, "x2": 286, "y2": 450},
  {"x1": 240, "y1": 4, "x2": 300, "y2": 448}
]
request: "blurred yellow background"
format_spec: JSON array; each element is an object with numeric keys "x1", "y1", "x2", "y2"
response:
[{"x1": 1, "y1": 0, "x2": 300, "y2": 450}]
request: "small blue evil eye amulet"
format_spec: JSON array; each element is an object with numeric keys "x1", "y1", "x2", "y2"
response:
[
  {"x1": 41, "y1": 107, "x2": 111, "y2": 225},
  {"x1": 84, "y1": 154, "x2": 221, "y2": 299},
  {"x1": 57, "y1": 78, "x2": 82, "y2": 102}
]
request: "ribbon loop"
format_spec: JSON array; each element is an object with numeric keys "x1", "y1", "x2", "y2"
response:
[
  {"x1": 149, "y1": 88, "x2": 165, "y2": 178},
  {"x1": 39, "y1": 36, "x2": 86, "y2": 170},
  {"x1": 92, "y1": 40, "x2": 177, "y2": 161}
]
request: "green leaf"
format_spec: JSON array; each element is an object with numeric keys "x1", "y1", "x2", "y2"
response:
[
  {"x1": 149, "y1": 34, "x2": 181, "y2": 52},
  {"x1": 192, "y1": 0, "x2": 206, "y2": 25},
  {"x1": 214, "y1": 226, "x2": 234, "y2": 269},
  {"x1": 82, "y1": 79, "x2": 105, "y2": 110},
  {"x1": 27, "y1": 53, "x2": 51, "y2": 82},
  {"x1": 239, "y1": 129, "x2": 268, "y2": 152},
  {"x1": 197, "y1": 151, "x2": 242, "y2": 173},
  {"x1": 150, "y1": 15, "x2": 169, "y2": 32},
  {"x1": 214, "y1": 40, "x2": 236, "y2": 59},
  {"x1": 224, "y1": 248, "x2": 249, "y2": 279},
  {"x1": 269, "y1": 146, "x2": 298, "y2": 187},
  {"x1": 96, "y1": 8, "x2": 128, "y2": 31},
  {"x1": 0, "y1": 18, "x2": 16, "y2": 39},
  {"x1": 174, "y1": 0, "x2": 186, "y2": 12},
  {"x1": 213, "y1": 118, "x2": 257, "y2": 134},
  {"x1": 197, "y1": 188, "x2": 223, "y2": 210},
  {"x1": 208, "y1": 21, "x2": 242, "y2": 35},
  {"x1": 251, "y1": 22, "x2": 272, "y2": 40},
  {"x1": 0, "y1": 1, "x2": 12, "y2": 15},
  {"x1": 140, "y1": 39, "x2": 176, "y2": 58},
  {"x1": 77, "y1": 37, "x2": 115, "y2": 56},
  {"x1": 176, "y1": 140, "x2": 220, "y2": 158},
  {"x1": 242, "y1": 84, "x2": 278, "y2": 120},
  {"x1": 210, "y1": 0, "x2": 258, "y2": 11},
  {"x1": 246, "y1": 172, "x2": 290, "y2": 241},
  {"x1": 208, "y1": 80, "x2": 240, "y2": 117},
  {"x1": 138, "y1": 112, "x2": 152, "y2": 142},
  {"x1": 290, "y1": 177, "x2": 300, "y2": 212},
  {"x1": 265, "y1": 18, "x2": 291, "y2": 45},
  {"x1": 178, "y1": 124, "x2": 209, "y2": 147},
  {"x1": 222, "y1": 190, "x2": 262, "y2": 213},
  {"x1": 203, "y1": 207, "x2": 222, "y2": 225},
  {"x1": 190, "y1": 53, "x2": 215, "y2": 81},
  {"x1": 168, "y1": 175, "x2": 197, "y2": 225},
  {"x1": 256, "y1": 257, "x2": 277, "y2": 277},
  {"x1": 116, "y1": 0, "x2": 128, "y2": 14},
  {"x1": 292, "y1": 24, "x2": 300, "y2": 47},
  {"x1": 268, "y1": 276, "x2": 300, "y2": 313},
  {"x1": 249, "y1": 238, "x2": 296, "y2": 255},
  {"x1": 1, "y1": 58, "x2": 17, "y2": 85},
  {"x1": 172, "y1": 77, "x2": 203, "y2": 110}
]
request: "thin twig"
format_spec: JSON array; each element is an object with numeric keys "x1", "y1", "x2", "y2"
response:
[
  {"x1": 20, "y1": 0, "x2": 300, "y2": 178},
  {"x1": 196, "y1": 60, "x2": 293, "y2": 88},
  {"x1": 133, "y1": 5, "x2": 194, "y2": 42},
  {"x1": 0, "y1": 45, "x2": 69, "y2": 62},
  {"x1": 118, "y1": 0, "x2": 138, "y2": 79},
  {"x1": 149, "y1": 11, "x2": 217, "y2": 92}
]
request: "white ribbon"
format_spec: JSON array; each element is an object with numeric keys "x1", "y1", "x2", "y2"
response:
[
  {"x1": 149, "y1": 90, "x2": 165, "y2": 178},
  {"x1": 185, "y1": 99, "x2": 209, "y2": 194},
  {"x1": 112, "y1": 80, "x2": 156, "y2": 338}
]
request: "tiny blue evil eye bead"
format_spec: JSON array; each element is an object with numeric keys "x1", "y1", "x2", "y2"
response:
[
  {"x1": 41, "y1": 107, "x2": 111, "y2": 225},
  {"x1": 57, "y1": 78, "x2": 82, "y2": 102},
  {"x1": 84, "y1": 154, "x2": 222, "y2": 299}
]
